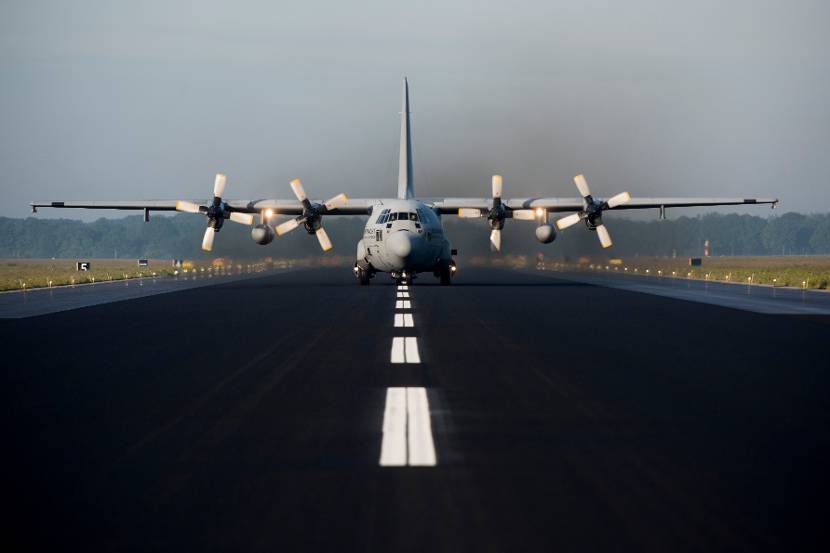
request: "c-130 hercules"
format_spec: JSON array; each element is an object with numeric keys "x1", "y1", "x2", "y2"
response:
[{"x1": 32, "y1": 79, "x2": 777, "y2": 285}]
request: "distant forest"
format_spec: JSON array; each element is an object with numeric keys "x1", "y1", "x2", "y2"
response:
[{"x1": 1, "y1": 211, "x2": 829, "y2": 259}]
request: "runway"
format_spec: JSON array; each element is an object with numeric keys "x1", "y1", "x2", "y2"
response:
[{"x1": 3, "y1": 267, "x2": 829, "y2": 552}]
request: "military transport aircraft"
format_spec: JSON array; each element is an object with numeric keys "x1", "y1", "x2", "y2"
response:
[{"x1": 31, "y1": 79, "x2": 777, "y2": 285}]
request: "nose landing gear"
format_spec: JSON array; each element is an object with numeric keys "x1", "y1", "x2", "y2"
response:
[{"x1": 390, "y1": 270, "x2": 414, "y2": 285}]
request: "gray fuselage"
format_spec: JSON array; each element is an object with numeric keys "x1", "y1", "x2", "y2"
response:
[{"x1": 357, "y1": 199, "x2": 451, "y2": 274}]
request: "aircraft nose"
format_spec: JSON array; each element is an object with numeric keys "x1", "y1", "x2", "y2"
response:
[{"x1": 387, "y1": 231, "x2": 413, "y2": 258}]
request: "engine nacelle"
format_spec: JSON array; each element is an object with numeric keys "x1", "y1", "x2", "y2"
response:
[
  {"x1": 251, "y1": 224, "x2": 274, "y2": 245},
  {"x1": 535, "y1": 224, "x2": 556, "y2": 244}
]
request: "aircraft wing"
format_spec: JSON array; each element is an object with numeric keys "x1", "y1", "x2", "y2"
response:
[
  {"x1": 429, "y1": 196, "x2": 778, "y2": 215},
  {"x1": 228, "y1": 198, "x2": 376, "y2": 216},
  {"x1": 30, "y1": 200, "x2": 181, "y2": 212},
  {"x1": 30, "y1": 198, "x2": 379, "y2": 216}
]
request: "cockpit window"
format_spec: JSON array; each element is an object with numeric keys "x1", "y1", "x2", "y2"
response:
[
  {"x1": 384, "y1": 211, "x2": 419, "y2": 223},
  {"x1": 375, "y1": 208, "x2": 390, "y2": 224}
]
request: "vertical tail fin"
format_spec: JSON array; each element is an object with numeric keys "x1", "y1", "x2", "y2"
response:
[{"x1": 397, "y1": 77, "x2": 414, "y2": 199}]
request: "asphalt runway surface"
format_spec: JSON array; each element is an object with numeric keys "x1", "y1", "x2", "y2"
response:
[{"x1": 3, "y1": 267, "x2": 829, "y2": 552}]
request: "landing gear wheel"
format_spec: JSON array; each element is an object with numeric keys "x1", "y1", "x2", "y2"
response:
[
  {"x1": 358, "y1": 268, "x2": 371, "y2": 285},
  {"x1": 438, "y1": 264, "x2": 452, "y2": 286}
]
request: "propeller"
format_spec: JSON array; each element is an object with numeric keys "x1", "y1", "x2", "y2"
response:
[
  {"x1": 456, "y1": 175, "x2": 538, "y2": 252},
  {"x1": 274, "y1": 179, "x2": 347, "y2": 252},
  {"x1": 555, "y1": 174, "x2": 630, "y2": 249},
  {"x1": 175, "y1": 173, "x2": 254, "y2": 252}
]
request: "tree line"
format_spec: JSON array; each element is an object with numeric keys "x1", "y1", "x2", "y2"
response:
[{"x1": 0, "y1": 211, "x2": 828, "y2": 259}]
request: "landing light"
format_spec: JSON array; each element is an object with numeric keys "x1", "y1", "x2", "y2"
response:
[
  {"x1": 450, "y1": 265, "x2": 457, "y2": 272},
  {"x1": 265, "y1": 209, "x2": 274, "y2": 219},
  {"x1": 535, "y1": 208, "x2": 544, "y2": 217}
]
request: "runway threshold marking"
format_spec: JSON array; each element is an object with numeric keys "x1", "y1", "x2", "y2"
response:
[
  {"x1": 395, "y1": 300, "x2": 412, "y2": 309},
  {"x1": 379, "y1": 387, "x2": 437, "y2": 467},
  {"x1": 390, "y1": 337, "x2": 421, "y2": 363},
  {"x1": 394, "y1": 313, "x2": 415, "y2": 327}
]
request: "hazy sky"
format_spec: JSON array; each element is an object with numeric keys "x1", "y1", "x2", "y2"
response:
[{"x1": 2, "y1": 0, "x2": 829, "y2": 219}]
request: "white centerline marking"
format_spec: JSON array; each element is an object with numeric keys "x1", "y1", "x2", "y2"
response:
[
  {"x1": 397, "y1": 291, "x2": 410, "y2": 298},
  {"x1": 406, "y1": 387, "x2": 437, "y2": 466},
  {"x1": 390, "y1": 336, "x2": 421, "y2": 363},
  {"x1": 391, "y1": 337, "x2": 406, "y2": 363},
  {"x1": 379, "y1": 387, "x2": 437, "y2": 467},
  {"x1": 394, "y1": 313, "x2": 415, "y2": 327},
  {"x1": 379, "y1": 388, "x2": 407, "y2": 466},
  {"x1": 398, "y1": 285, "x2": 409, "y2": 291},
  {"x1": 405, "y1": 337, "x2": 421, "y2": 363},
  {"x1": 395, "y1": 300, "x2": 411, "y2": 309}
]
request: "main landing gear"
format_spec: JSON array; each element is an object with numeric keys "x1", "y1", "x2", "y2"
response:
[
  {"x1": 435, "y1": 260, "x2": 456, "y2": 286},
  {"x1": 353, "y1": 262, "x2": 374, "y2": 285}
]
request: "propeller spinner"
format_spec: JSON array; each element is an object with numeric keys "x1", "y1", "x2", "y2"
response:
[
  {"x1": 555, "y1": 174, "x2": 630, "y2": 249},
  {"x1": 274, "y1": 179, "x2": 347, "y2": 252},
  {"x1": 175, "y1": 173, "x2": 254, "y2": 252},
  {"x1": 457, "y1": 175, "x2": 536, "y2": 252}
]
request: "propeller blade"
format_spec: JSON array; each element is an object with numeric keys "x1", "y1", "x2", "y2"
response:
[
  {"x1": 606, "y1": 191, "x2": 631, "y2": 208},
  {"x1": 324, "y1": 193, "x2": 348, "y2": 211},
  {"x1": 458, "y1": 208, "x2": 482, "y2": 218},
  {"x1": 556, "y1": 213, "x2": 582, "y2": 230},
  {"x1": 201, "y1": 227, "x2": 216, "y2": 252},
  {"x1": 492, "y1": 174, "x2": 503, "y2": 199},
  {"x1": 596, "y1": 224, "x2": 613, "y2": 248},
  {"x1": 316, "y1": 227, "x2": 333, "y2": 252},
  {"x1": 490, "y1": 229, "x2": 502, "y2": 252},
  {"x1": 290, "y1": 179, "x2": 307, "y2": 202},
  {"x1": 214, "y1": 173, "x2": 227, "y2": 198},
  {"x1": 574, "y1": 174, "x2": 591, "y2": 198},
  {"x1": 176, "y1": 200, "x2": 202, "y2": 214},
  {"x1": 276, "y1": 218, "x2": 301, "y2": 236},
  {"x1": 229, "y1": 212, "x2": 254, "y2": 225},
  {"x1": 512, "y1": 209, "x2": 535, "y2": 221}
]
